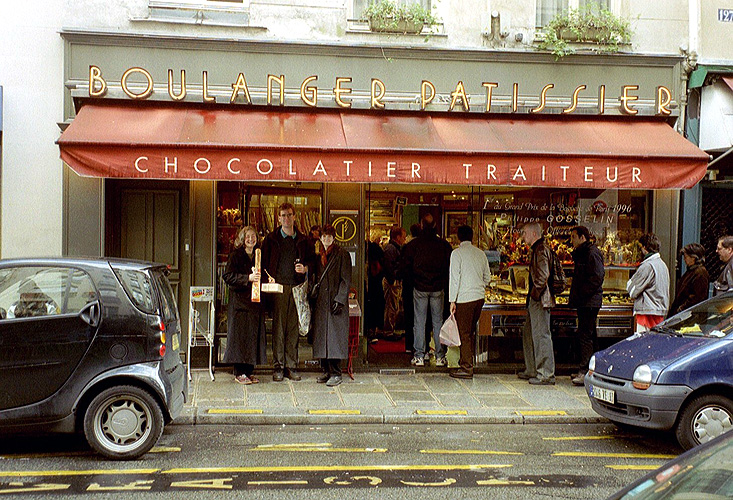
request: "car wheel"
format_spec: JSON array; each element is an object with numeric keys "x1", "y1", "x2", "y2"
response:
[
  {"x1": 83, "y1": 385, "x2": 164, "y2": 460},
  {"x1": 675, "y1": 394, "x2": 733, "y2": 450}
]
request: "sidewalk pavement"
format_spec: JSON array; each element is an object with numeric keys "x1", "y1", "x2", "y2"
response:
[{"x1": 177, "y1": 369, "x2": 607, "y2": 426}]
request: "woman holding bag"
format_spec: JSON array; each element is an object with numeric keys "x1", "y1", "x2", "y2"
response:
[
  {"x1": 222, "y1": 226, "x2": 266, "y2": 385},
  {"x1": 311, "y1": 225, "x2": 352, "y2": 387},
  {"x1": 448, "y1": 225, "x2": 491, "y2": 380}
]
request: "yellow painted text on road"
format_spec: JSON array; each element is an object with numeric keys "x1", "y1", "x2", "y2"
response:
[
  {"x1": 477, "y1": 479, "x2": 536, "y2": 486},
  {"x1": 163, "y1": 464, "x2": 513, "y2": 474},
  {"x1": 248, "y1": 480, "x2": 308, "y2": 486},
  {"x1": 0, "y1": 469, "x2": 159, "y2": 478}
]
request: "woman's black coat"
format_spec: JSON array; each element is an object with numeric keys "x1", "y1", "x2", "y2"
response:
[
  {"x1": 222, "y1": 245, "x2": 266, "y2": 366},
  {"x1": 670, "y1": 263, "x2": 709, "y2": 316},
  {"x1": 312, "y1": 244, "x2": 352, "y2": 360}
]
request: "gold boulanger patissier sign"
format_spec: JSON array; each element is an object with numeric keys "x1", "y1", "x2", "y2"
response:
[{"x1": 88, "y1": 66, "x2": 674, "y2": 116}]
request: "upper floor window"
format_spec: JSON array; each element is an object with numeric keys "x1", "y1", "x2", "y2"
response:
[
  {"x1": 536, "y1": 0, "x2": 612, "y2": 28},
  {"x1": 354, "y1": 0, "x2": 431, "y2": 19}
]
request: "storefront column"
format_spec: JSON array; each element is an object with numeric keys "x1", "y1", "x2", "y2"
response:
[
  {"x1": 652, "y1": 189, "x2": 681, "y2": 290},
  {"x1": 63, "y1": 167, "x2": 103, "y2": 257}
]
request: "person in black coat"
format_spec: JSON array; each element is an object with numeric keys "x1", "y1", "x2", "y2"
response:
[
  {"x1": 222, "y1": 226, "x2": 266, "y2": 385},
  {"x1": 670, "y1": 243, "x2": 709, "y2": 316},
  {"x1": 568, "y1": 226, "x2": 605, "y2": 386},
  {"x1": 312, "y1": 224, "x2": 352, "y2": 387}
]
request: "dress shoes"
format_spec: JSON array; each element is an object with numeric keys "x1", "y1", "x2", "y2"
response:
[
  {"x1": 528, "y1": 376, "x2": 556, "y2": 385},
  {"x1": 517, "y1": 371, "x2": 534, "y2": 380},
  {"x1": 284, "y1": 368, "x2": 302, "y2": 381},
  {"x1": 571, "y1": 372, "x2": 586, "y2": 386},
  {"x1": 325, "y1": 375, "x2": 342, "y2": 386},
  {"x1": 450, "y1": 369, "x2": 473, "y2": 379},
  {"x1": 316, "y1": 372, "x2": 330, "y2": 384},
  {"x1": 272, "y1": 370, "x2": 284, "y2": 382}
]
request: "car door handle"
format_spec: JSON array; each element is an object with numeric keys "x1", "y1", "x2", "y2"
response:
[{"x1": 80, "y1": 301, "x2": 101, "y2": 328}]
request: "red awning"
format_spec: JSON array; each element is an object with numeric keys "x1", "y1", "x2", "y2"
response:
[{"x1": 58, "y1": 101, "x2": 710, "y2": 189}]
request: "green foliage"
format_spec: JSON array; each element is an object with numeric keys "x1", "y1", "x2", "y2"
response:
[
  {"x1": 362, "y1": 0, "x2": 438, "y2": 34},
  {"x1": 537, "y1": 3, "x2": 632, "y2": 59}
]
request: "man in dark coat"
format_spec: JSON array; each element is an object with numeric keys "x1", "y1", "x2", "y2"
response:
[
  {"x1": 312, "y1": 225, "x2": 352, "y2": 387},
  {"x1": 261, "y1": 202, "x2": 315, "y2": 382},
  {"x1": 382, "y1": 226, "x2": 406, "y2": 334},
  {"x1": 568, "y1": 226, "x2": 605, "y2": 386}
]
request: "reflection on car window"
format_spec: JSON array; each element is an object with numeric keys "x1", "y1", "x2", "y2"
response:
[
  {"x1": 0, "y1": 267, "x2": 74, "y2": 319},
  {"x1": 662, "y1": 294, "x2": 733, "y2": 338},
  {"x1": 113, "y1": 268, "x2": 155, "y2": 313},
  {"x1": 66, "y1": 270, "x2": 98, "y2": 314}
]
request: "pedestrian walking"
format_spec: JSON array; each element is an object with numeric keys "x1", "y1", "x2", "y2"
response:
[
  {"x1": 261, "y1": 202, "x2": 315, "y2": 382},
  {"x1": 669, "y1": 243, "x2": 709, "y2": 316},
  {"x1": 626, "y1": 232, "x2": 670, "y2": 332},
  {"x1": 222, "y1": 226, "x2": 266, "y2": 385},
  {"x1": 713, "y1": 235, "x2": 733, "y2": 296},
  {"x1": 517, "y1": 222, "x2": 556, "y2": 385},
  {"x1": 568, "y1": 226, "x2": 604, "y2": 386},
  {"x1": 400, "y1": 215, "x2": 453, "y2": 367},
  {"x1": 448, "y1": 225, "x2": 492, "y2": 380},
  {"x1": 312, "y1": 225, "x2": 352, "y2": 387}
]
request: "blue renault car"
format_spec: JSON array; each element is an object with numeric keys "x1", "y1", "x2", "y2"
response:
[{"x1": 586, "y1": 290, "x2": 733, "y2": 450}]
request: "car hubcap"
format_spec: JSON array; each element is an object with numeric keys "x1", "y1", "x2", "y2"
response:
[
  {"x1": 96, "y1": 396, "x2": 150, "y2": 450},
  {"x1": 692, "y1": 406, "x2": 733, "y2": 444}
]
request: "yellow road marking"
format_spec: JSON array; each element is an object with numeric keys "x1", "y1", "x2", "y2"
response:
[
  {"x1": 0, "y1": 483, "x2": 71, "y2": 494},
  {"x1": 252, "y1": 447, "x2": 387, "y2": 453},
  {"x1": 606, "y1": 465, "x2": 664, "y2": 470},
  {"x1": 206, "y1": 409, "x2": 263, "y2": 414},
  {"x1": 150, "y1": 446, "x2": 181, "y2": 453},
  {"x1": 0, "y1": 469, "x2": 159, "y2": 478},
  {"x1": 87, "y1": 480, "x2": 154, "y2": 492},
  {"x1": 543, "y1": 436, "x2": 616, "y2": 441},
  {"x1": 420, "y1": 449, "x2": 523, "y2": 456},
  {"x1": 477, "y1": 479, "x2": 536, "y2": 486},
  {"x1": 553, "y1": 452, "x2": 677, "y2": 459},
  {"x1": 517, "y1": 411, "x2": 567, "y2": 416},
  {"x1": 255, "y1": 443, "x2": 331, "y2": 448},
  {"x1": 416, "y1": 410, "x2": 467, "y2": 415},
  {"x1": 171, "y1": 479, "x2": 233, "y2": 489},
  {"x1": 162, "y1": 464, "x2": 512, "y2": 474},
  {"x1": 400, "y1": 478, "x2": 456, "y2": 487},
  {"x1": 248, "y1": 480, "x2": 309, "y2": 486},
  {"x1": 307, "y1": 410, "x2": 361, "y2": 415}
]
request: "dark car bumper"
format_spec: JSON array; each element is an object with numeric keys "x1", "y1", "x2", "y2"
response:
[{"x1": 585, "y1": 372, "x2": 691, "y2": 430}]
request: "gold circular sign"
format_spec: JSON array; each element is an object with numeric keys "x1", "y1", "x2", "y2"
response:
[{"x1": 332, "y1": 216, "x2": 357, "y2": 244}]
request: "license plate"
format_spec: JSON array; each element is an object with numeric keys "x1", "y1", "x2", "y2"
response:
[{"x1": 591, "y1": 385, "x2": 615, "y2": 404}]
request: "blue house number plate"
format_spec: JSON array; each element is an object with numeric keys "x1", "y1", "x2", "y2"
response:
[{"x1": 719, "y1": 9, "x2": 733, "y2": 22}]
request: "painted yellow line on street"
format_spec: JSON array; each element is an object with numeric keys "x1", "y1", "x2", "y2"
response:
[
  {"x1": 416, "y1": 410, "x2": 468, "y2": 415},
  {"x1": 420, "y1": 449, "x2": 523, "y2": 456},
  {"x1": 255, "y1": 443, "x2": 331, "y2": 448},
  {"x1": 307, "y1": 409, "x2": 361, "y2": 415},
  {"x1": 162, "y1": 464, "x2": 513, "y2": 474},
  {"x1": 252, "y1": 447, "x2": 387, "y2": 453},
  {"x1": 553, "y1": 452, "x2": 677, "y2": 459},
  {"x1": 477, "y1": 479, "x2": 536, "y2": 486},
  {"x1": 0, "y1": 469, "x2": 159, "y2": 478},
  {"x1": 606, "y1": 465, "x2": 664, "y2": 471},
  {"x1": 517, "y1": 410, "x2": 567, "y2": 416},
  {"x1": 543, "y1": 436, "x2": 616, "y2": 441},
  {"x1": 248, "y1": 480, "x2": 309, "y2": 485},
  {"x1": 206, "y1": 409, "x2": 263, "y2": 414},
  {"x1": 150, "y1": 446, "x2": 181, "y2": 453}
]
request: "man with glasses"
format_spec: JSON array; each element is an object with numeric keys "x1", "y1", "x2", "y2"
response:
[{"x1": 262, "y1": 203, "x2": 315, "y2": 381}]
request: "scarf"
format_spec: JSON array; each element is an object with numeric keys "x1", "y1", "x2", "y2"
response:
[{"x1": 321, "y1": 243, "x2": 336, "y2": 267}]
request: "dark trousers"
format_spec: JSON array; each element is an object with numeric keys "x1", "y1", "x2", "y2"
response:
[
  {"x1": 272, "y1": 284, "x2": 299, "y2": 371},
  {"x1": 233, "y1": 363, "x2": 254, "y2": 377},
  {"x1": 577, "y1": 307, "x2": 600, "y2": 373},
  {"x1": 456, "y1": 299, "x2": 484, "y2": 373},
  {"x1": 320, "y1": 358, "x2": 342, "y2": 376}
]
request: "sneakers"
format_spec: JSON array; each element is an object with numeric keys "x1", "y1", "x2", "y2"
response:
[
  {"x1": 410, "y1": 356, "x2": 425, "y2": 367},
  {"x1": 316, "y1": 372, "x2": 330, "y2": 384},
  {"x1": 435, "y1": 356, "x2": 447, "y2": 367},
  {"x1": 571, "y1": 372, "x2": 586, "y2": 386},
  {"x1": 528, "y1": 376, "x2": 556, "y2": 385},
  {"x1": 326, "y1": 375, "x2": 343, "y2": 387}
]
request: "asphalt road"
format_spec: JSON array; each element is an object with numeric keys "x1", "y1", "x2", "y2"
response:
[{"x1": 0, "y1": 423, "x2": 682, "y2": 499}]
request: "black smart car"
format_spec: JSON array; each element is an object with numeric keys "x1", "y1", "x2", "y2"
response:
[{"x1": 0, "y1": 258, "x2": 187, "y2": 460}]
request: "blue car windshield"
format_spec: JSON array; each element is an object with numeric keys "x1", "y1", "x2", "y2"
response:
[{"x1": 657, "y1": 293, "x2": 733, "y2": 338}]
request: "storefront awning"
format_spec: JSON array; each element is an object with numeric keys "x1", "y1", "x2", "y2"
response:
[{"x1": 58, "y1": 101, "x2": 710, "y2": 189}]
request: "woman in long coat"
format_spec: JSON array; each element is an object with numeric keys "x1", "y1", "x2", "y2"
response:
[
  {"x1": 312, "y1": 224, "x2": 352, "y2": 386},
  {"x1": 670, "y1": 243, "x2": 709, "y2": 316},
  {"x1": 222, "y1": 225, "x2": 266, "y2": 384}
]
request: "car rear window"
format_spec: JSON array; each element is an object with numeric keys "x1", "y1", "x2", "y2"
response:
[
  {"x1": 113, "y1": 268, "x2": 156, "y2": 314},
  {"x1": 151, "y1": 269, "x2": 179, "y2": 323}
]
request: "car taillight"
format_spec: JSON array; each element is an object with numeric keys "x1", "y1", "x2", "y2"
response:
[
  {"x1": 159, "y1": 344, "x2": 166, "y2": 357},
  {"x1": 152, "y1": 315, "x2": 166, "y2": 357}
]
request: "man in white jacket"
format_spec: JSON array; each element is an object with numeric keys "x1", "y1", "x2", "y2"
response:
[
  {"x1": 626, "y1": 233, "x2": 670, "y2": 332},
  {"x1": 448, "y1": 225, "x2": 492, "y2": 379}
]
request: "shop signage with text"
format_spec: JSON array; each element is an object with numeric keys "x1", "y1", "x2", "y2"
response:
[{"x1": 88, "y1": 66, "x2": 673, "y2": 116}]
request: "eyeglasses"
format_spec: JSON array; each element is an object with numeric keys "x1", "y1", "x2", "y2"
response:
[{"x1": 279, "y1": 213, "x2": 295, "y2": 218}]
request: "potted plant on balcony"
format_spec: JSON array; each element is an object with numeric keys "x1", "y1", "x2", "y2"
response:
[
  {"x1": 537, "y1": 4, "x2": 632, "y2": 59},
  {"x1": 362, "y1": 0, "x2": 437, "y2": 34}
]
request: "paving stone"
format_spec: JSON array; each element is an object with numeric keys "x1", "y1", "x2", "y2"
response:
[
  {"x1": 476, "y1": 394, "x2": 530, "y2": 408},
  {"x1": 341, "y1": 394, "x2": 394, "y2": 407},
  {"x1": 389, "y1": 391, "x2": 438, "y2": 402},
  {"x1": 294, "y1": 392, "x2": 343, "y2": 408},
  {"x1": 434, "y1": 394, "x2": 483, "y2": 408},
  {"x1": 245, "y1": 393, "x2": 295, "y2": 407},
  {"x1": 196, "y1": 380, "x2": 246, "y2": 401},
  {"x1": 338, "y1": 384, "x2": 386, "y2": 394},
  {"x1": 247, "y1": 382, "x2": 293, "y2": 394}
]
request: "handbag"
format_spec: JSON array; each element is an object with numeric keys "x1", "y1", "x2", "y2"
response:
[
  {"x1": 309, "y1": 257, "x2": 337, "y2": 301},
  {"x1": 439, "y1": 313, "x2": 461, "y2": 347},
  {"x1": 292, "y1": 281, "x2": 311, "y2": 337}
]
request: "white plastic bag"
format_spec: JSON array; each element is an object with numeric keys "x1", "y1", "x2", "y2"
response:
[
  {"x1": 439, "y1": 313, "x2": 461, "y2": 347},
  {"x1": 291, "y1": 281, "x2": 311, "y2": 336}
]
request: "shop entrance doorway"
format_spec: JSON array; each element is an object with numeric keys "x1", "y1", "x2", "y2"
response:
[{"x1": 105, "y1": 180, "x2": 192, "y2": 344}]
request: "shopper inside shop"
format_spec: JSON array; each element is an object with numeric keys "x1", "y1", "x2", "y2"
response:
[
  {"x1": 626, "y1": 233, "x2": 670, "y2": 332},
  {"x1": 383, "y1": 226, "x2": 406, "y2": 337},
  {"x1": 517, "y1": 222, "x2": 556, "y2": 385}
]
